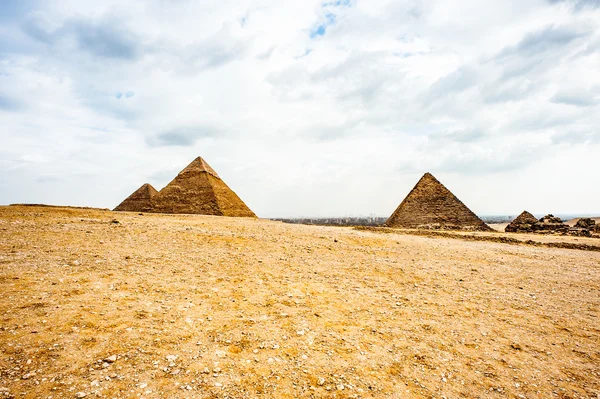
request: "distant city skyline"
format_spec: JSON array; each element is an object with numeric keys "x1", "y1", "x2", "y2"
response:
[{"x1": 1, "y1": 0, "x2": 599, "y2": 217}]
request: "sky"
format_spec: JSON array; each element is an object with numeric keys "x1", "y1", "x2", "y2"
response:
[{"x1": 1, "y1": 0, "x2": 599, "y2": 218}]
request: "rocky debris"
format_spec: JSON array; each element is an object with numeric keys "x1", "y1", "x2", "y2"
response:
[
  {"x1": 104, "y1": 354, "x2": 117, "y2": 363},
  {"x1": 506, "y1": 213, "x2": 597, "y2": 237},
  {"x1": 575, "y1": 218, "x2": 596, "y2": 229},
  {"x1": 386, "y1": 172, "x2": 492, "y2": 231},
  {"x1": 568, "y1": 227, "x2": 592, "y2": 237}
]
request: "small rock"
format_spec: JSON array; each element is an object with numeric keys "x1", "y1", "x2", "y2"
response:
[
  {"x1": 75, "y1": 393, "x2": 87, "y2": 398},
  {"x1": 104, "y1": 355, "x2": 117, "y2": 363},
  {"x1": 166, "y1": 355, "x2": 178, "y2": 362},
  {"x1": 511, "y1": 343, "x2": 522, "y2": 350},
  {"x1": 317, "y1": 378, "x2": 325, "y2": 386},
  {"x1": 21, "y1": 373, "x2": 34, "y2": 380},
  {"x1": 337, "y1": 384, "x2": 344, "y2": 390},
  {"x1": 90, "y1": 380, "x2": 100, "y2": 387},
  {"x1": 139, "y1": 383, "x2": 147, "y2": 389}
]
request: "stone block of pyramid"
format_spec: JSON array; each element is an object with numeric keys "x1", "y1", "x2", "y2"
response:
[
  {"x1": 114, "y1": 183, "x2": 158, "y2": 212},
  {"x1": 385, "y1": 173, "x2": 492, "y2": 231},
  {"x1": 150, "y1": 157, "x2": 256, "y2": 217}
]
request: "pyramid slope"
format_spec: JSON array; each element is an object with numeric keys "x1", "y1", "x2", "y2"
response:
[
  {"x1": 114, "y1": 183, "x2": 158, "y2": 212},
  {"x1": 150, "y1": 157, "x2": 256, "y2": 217},
  {"x1": 505, "y1": 211, "x2": 538, "y2": 232},
  {"x1": 385, "y1": 173, "x2": 492, "y2": 231}
]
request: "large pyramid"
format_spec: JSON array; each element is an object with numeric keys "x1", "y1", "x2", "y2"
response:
[
  {"x1": 114, "y1": 183, "x2": 158, "y2": 212},
  {"x1": 386, "y1": 173, "x2": 492, "y2": 231},
  {"x1": 505, "y1": 211, "x2": 538, "y2": 233},
  {"x1": 150, "y1": 157, "x2": 256, "y2": 217}
]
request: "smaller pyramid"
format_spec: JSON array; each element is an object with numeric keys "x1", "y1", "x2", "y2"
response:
[
  {"x1": 151, "y1": 157, "x2": 256, "y2": 217},
  {"x1": 505, "y1": 211, "x2": 538, "y2": 233},
  {"x1": 386, "y1": 173, "x2": 492, "y2": 231},
  {"x1": 114, "y1": 183, "x2": 158, "y2": 212}
]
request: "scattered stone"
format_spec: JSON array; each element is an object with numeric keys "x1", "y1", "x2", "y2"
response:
[
  {"x1": 75, "y1": 392, "x2": 87, "y2": 398},
  {"x1": 575, "y1": 218, "x2": 596, "y2": 229},
  {"x1": 166, "y1": 355, "x2": 178, "y2": 362},
  {"x1": 104, "y1": 355, "x2": 117, "y2": 363}
]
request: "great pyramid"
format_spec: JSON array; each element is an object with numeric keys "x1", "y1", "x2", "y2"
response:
[
  {"x1": 385, "y1": 172, "x2": 492, "y2": 231},
  {"x1": 114, "y1": 183, "x2": 158, "y2": 212},
  {"x1": 505, "y1": 211, "x2": 538, "y2": 233},
  {"x1": 150, "y1": 157, "x2": 256, "y2": 217}
]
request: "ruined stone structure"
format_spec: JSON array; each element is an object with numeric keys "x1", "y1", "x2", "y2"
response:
[
  {"x1": 505, "y1": 213, "x2": 598, "y2": 237},
  {"x1": 150, "y1": 157, "x2": 256, "y2": 217},
  {"x1": 575, "y1": 218, "x2": 596, "y2": 229},
  {"x1": 385, "y1": 172, "x2": 492, "y2": 231},
  {"x1": 533, "y1": 214, "x2": 568, "y2": 233},
  {"x1": 505, "y1": 211, "x2": 538, "y2": 233},
  {"x1": 113, "y1": 183, "x2": 158, "y2": 212}
]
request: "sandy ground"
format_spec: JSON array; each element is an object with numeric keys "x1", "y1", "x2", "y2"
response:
[
  {"x1": 1, "y1": 205, "x2": 599, "y2": 399},
  {"x1": 488, "y1": 223, "x2": 508, "y2": 232}
]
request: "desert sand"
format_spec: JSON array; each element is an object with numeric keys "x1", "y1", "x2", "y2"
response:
[{"x1": 1, "y1": 205, "x2": 599, "y2": 398}]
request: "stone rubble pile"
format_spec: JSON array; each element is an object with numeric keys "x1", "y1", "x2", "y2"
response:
[{"x1": 506, "y1": 213, "x2": 598, "y2": 237}]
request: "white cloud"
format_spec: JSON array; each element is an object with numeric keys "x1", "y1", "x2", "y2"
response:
[{"x1": 1, "y1": 0, "x2": 599, "y2": 217}]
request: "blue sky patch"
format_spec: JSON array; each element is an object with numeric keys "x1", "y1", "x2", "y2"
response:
[{"x1": 310, "y1": 13, "x2": 336, "y2": 38}]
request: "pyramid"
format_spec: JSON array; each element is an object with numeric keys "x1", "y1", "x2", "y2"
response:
[
  {"x1": 114, "y1": 183, "x2": 158, "y2": 212},
  {"x1": 385, "y1": 173, "x2": 492, "y2": 231},
  {"x1": 505, "y1": 211, "x2": 538, "y2": 233},
  {"x1": 150, "y1": 157, "x2": 256, "y2": 217}
]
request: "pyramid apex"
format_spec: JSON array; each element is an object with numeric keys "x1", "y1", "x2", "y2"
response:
[
  {"x1": 114, "y1": 183, "x2": 158, "y2": 212},
  {"x1": 180, "y1": 156, "x2": 220, "y2": 179}
]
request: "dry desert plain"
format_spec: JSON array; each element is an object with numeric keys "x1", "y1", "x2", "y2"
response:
[{"x1": 1, "y1": 205, "x2": 599, "y2": 399}]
